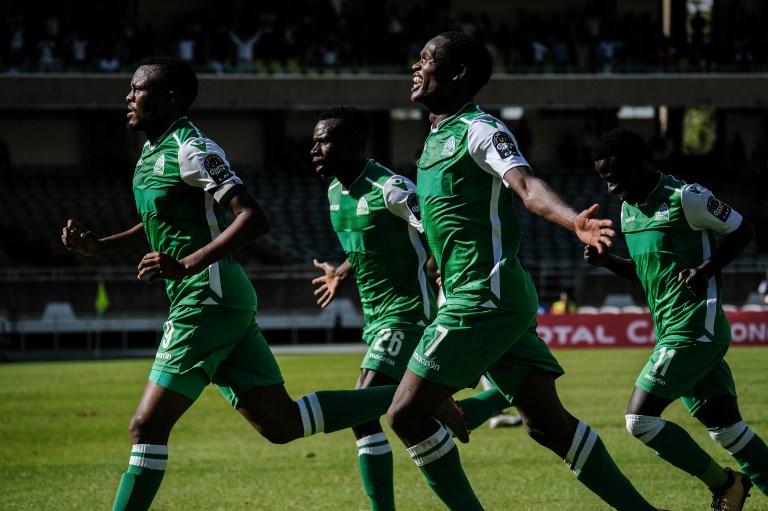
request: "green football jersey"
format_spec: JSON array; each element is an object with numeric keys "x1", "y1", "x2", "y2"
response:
[
  {"x1": 621, "y1": 173, "x2": 743, "y2": 344},
  {"x1": 416, "y1": 103, "x2": 538, "y2": 312},
  {"x1": 132, "y1": 117, "x2": 256, "y2": 312},
  {"x1": 328, "y1": 160, "x2": 435, "y2": 334}
]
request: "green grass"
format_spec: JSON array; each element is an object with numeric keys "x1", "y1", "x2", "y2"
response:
[{"x1": 1, "y1": 347, "x2": 767, "y2": 510}]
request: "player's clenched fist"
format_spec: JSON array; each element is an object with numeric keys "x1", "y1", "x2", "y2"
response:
[{"x1": 61, "y1": 219, "x2": 101, "y2": 256}]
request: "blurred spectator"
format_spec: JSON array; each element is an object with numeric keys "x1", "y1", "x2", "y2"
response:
[
  {"x1": 1, "y1": 1, "x2": 768, "y2": 75},
  {"x1": 550, "y1": 291, "x2": 576, "y2": 314},
  {"x1": 7, "y1": 17, "x2": 26, "y2": 71},
  {"x1": 176, "y1": 28, "x2": 196, "y2": 63},
  {"x1": 229, "y1": 26, "x2": 260, "y2": 72},
  {"x1": 758, "y1": 271, "x2": 768, "y2": 304},
  {"x1": 37, "y1": 35, "x2": 57, "y2": 72},
  {"x1": 98, "y1": 49, "x2": 120, "y2": 72},
  {"x1": 67, "y1": 30, "x2": 89, "y2": 67}
]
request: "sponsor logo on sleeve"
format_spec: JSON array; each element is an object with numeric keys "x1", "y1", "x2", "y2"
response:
[
  {"x1": 203, "y1": 154, "x2": 232, "y2": 184},
  {"x1": 707, "y1": 196, "x2": 732, "y2": 222},
  {"x1": 406, "y1": 193, "x2": 421, "y2": 220},
  {"x1": 492, "y1": 131, "x2": 520, "y2": 159}
]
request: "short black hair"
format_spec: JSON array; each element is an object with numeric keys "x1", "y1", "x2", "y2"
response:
[
  {"x1": 591, "y1": 128, "x2": 647, "y2": 163},
  {"x1": 318, "y1": 106, "x2": 370, "y2": 150},
  {"x1": 139, "y1": 57, "x2": 198, "y2": 109},
  {"x1": 435, "y1": 31, "x2": 492, "y2": 97}
]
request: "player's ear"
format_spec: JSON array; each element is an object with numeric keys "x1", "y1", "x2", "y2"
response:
[{"x1": 453, "y1": 64, "x2": 466, "y2": 81}]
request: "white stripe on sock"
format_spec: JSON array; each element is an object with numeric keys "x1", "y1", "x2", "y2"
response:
[
  {"x1": 710, "y1": 421, "x2": 754, "y2": 455},
  {"x1": 406, "y1": 424, "x2": 455, "y2": 467},
  {"x1": 297, "y1": 397, "x2": 312, "y2": 437},
  {"x1": 306, "y1": 393, "x2": 325, "y2": 434},
  {"x1": 565, "y1": 421, "x2": 587, "y2": 466},
  {"x1": 571, "y1": 429, "x2": 598, "y2": 475},
  {"x1": 357, "y1": 432, "x2": 392, "y2": 456},
  {"x1": 626, "y1": 414, "x2": 666, "y2": 444},
  {"x1": 128, "y1": 444, "x2": 168, "y2": 471}
]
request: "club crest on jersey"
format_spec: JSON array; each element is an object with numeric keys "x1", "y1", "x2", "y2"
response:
[
  {"x1": 153, "y1": 155, "x2": 165, "y2": 175},
  {"x1": 654, "y1": 203, "x2": 669, "y2": 221},
  {"x1": 440, "y1": 136, "x2": 456, "y2": 157},
  {"x1": 707, "y1": 196, "x2": 732, "y2": 222},
  {"x1": 356, "y1": 197, "x2": 370, "y2": 215},
  {"x1": 203, "y1": 154, "x2": 232, "y2": 184},
  {"x1": 492, "y1": 131, "x2": 520, "y2": 159}
]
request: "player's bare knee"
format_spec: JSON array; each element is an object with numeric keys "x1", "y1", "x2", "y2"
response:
[
  {"x1": 386, "y1": 403, "x2": 412, "y2": 434},
  {"x1": 260, "y1": 424, "x2": 297, "y2": 444},
  {"x1": 128, "y1": 412, "x2": 159, "y2": 443}
]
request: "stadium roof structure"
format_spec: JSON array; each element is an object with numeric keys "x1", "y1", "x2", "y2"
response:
[{"x1": 1, "y1": 73, "x2": 767, "y2": 111}]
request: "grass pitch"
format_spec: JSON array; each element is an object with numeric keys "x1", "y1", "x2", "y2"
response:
[{"x1": 1, "y1": 347, "x2": 767, "y2": 510}]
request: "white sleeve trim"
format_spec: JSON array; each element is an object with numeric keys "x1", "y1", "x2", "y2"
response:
[
  {"x1": 383, "y1": 175, "x2": 424, "y2": 233},
  {"x1": 680, "y1": 183, "x2": 742, "y2": 234},
  {"x1": 467, "y1": 115, "x2": 530, "y2": 182},
  {"x1": 178, "y1": 137, "x2": 243, "y2": 200}
]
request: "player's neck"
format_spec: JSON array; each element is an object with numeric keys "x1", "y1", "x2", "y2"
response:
[
  {"x1": 428, "y1": 98, "x2": 473, "y2": 128},
  {"x1": 145, "y1": 113, "x2": 186, "y2": 146},
  {"x1": 338, "y1": 159, "x2": 368, "y2": 189}
]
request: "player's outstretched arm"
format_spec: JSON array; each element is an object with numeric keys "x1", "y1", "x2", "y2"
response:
[
  {"x1": 62, "y1": 219, "x2": 145, "y2": 257},
  {"x1": 312, "y1": 258, "x2": 351, "y2": 308},
  {"x1": 503, "y1": 167, "x2": 614, "y2": 253}
]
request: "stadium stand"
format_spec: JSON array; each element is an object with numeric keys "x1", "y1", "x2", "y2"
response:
[{"x1": 1, "y1": 0, "x2": 767, "y2": 354}]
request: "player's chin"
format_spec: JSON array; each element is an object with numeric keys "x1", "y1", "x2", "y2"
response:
[{"x1": 410, "y1": 83, "x2": 425, "y2": 101}]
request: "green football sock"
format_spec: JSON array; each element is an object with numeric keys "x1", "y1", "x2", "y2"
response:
[
  {"x1": 357, "y1": 433, "x2": 395, "y2": 511},
  {"x1": 296, "y1": 385, "x2": 397, "y2": 436},
  {"x1": 457, "y1": 388, "x2": 512, "y2": 430},
  {"x1": 566, "y1": 421, "x2": 655, "y2": 511},
  {"x1": 407, "y1": 424, "x2": 484, "y2": 511},
  {"x1": 635, "y1": 418, "x2": 727, "y2": 487},
  {"x1": 112, "y1": 444, "x2": 168, "y2": 511},
  {"x1": 710, "y1": 421, "x2": 768, "y2": 495}
]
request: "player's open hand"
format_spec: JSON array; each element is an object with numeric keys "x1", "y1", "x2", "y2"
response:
[
  {"x1": 677, "y1": 266, "x2": 711, "y2": 298},
  {"x1": 61, "y1": 219, "x2": 101, "y2": 256},
  {"x1": 137, "y1": 251, "x2": 186, "y2": 284},
  {"x1": 312, "y1": 258, "x2": 342, "y2": 308},
  {"x1": 574, "y1": 204, "x2": 614, "y2": 254}
]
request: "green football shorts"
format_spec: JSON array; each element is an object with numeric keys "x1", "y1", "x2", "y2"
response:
[
  {"x1": 149, "y1": 306, "x2": 284, "y2": 407},
  {"x1": 360, "y1": 318, "x2": 426, "y2": 381},
  {"x1": 407, "y1": 304, "x2": 564, "y2": 399},
  {"x1": 635, "y1": 337, "x2": 736, "y2": 416}
]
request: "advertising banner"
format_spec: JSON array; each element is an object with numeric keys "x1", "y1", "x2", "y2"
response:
[{"x1": 537, "y1": 311, "x2": 768, "y2": 348}]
